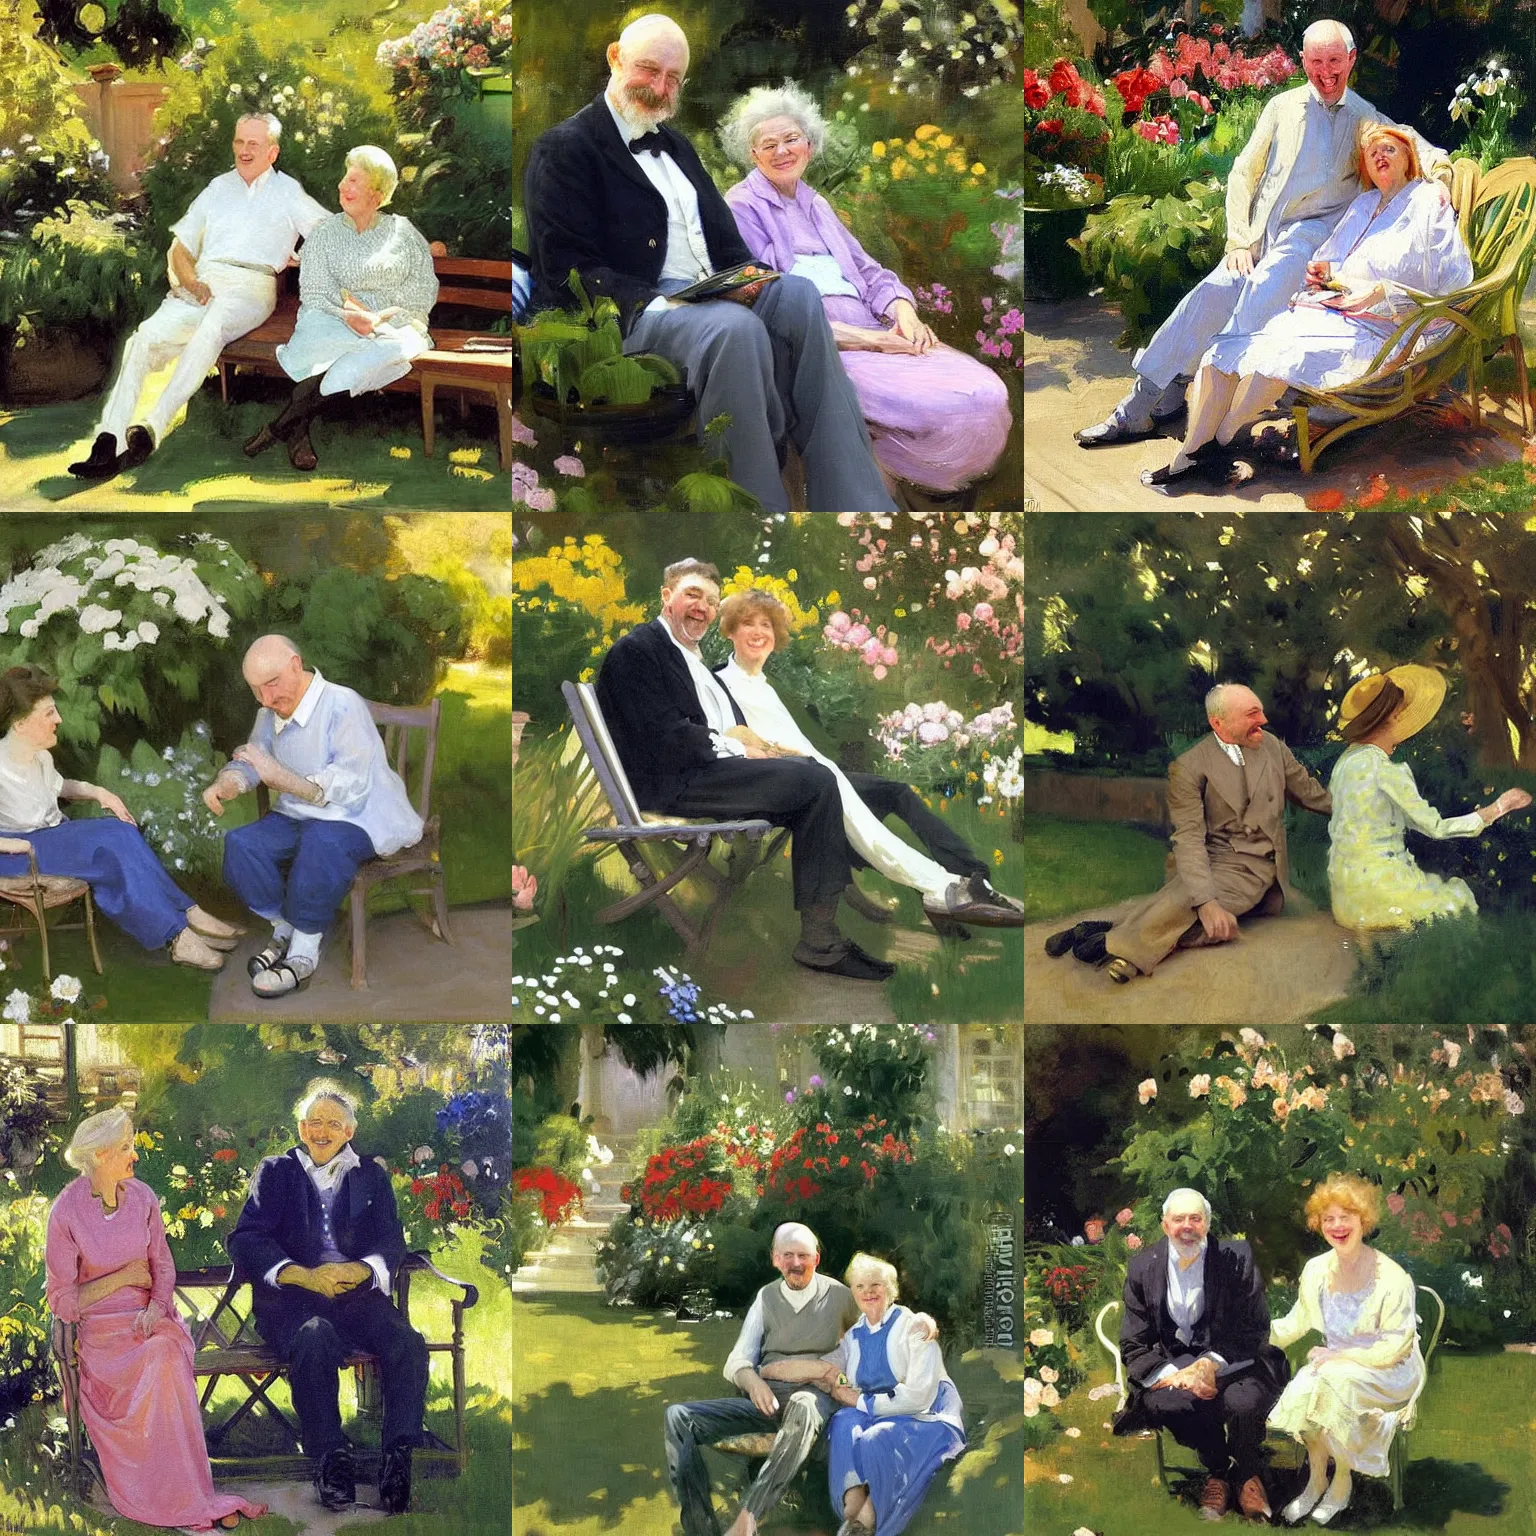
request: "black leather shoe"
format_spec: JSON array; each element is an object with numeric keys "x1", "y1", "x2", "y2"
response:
[
  {"x1": 121, "y1": 424, "x2": 154, "y2": 468},
  {"x1": 379, "y1": 1442, "x2": 413, "y2": 1515},
  {"x1": 67, "y1": 431, "x2": 121, "y2": 479},
  {"x1": 924, "y1": 878, "x2": 1025, "y2": 930},
  {"x1": 1072, "y1": 930, "x2": 1109, "y2": 964},
  {"x1": 314, "y1": 1446, "x2": 356, "y2": 1511},
  {"x1": 288, "y1": 429, "x2": 318, "y2": 471},
  {"x1": 964, "y1": 873, "x2": 1025, "y2": 914},
  {"x1": 792, "y1": 940, "x2": 896, "y2": 981},
  {"x1": 243, "y1": 424, "x2": 281, "y2": 458},
  {"x1": 1045, "y1": 919, "x2": 1111, "y2": 958}
]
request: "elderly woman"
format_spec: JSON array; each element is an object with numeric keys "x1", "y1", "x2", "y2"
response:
[
  {"x1": 0, "y1": 664, "x2": 240, "y2": 970},
  {"x1": 244, "y1": 145, "x2": 438, "y2": 471},
  {"x1": 46, "y1": 1108, "x2": 267, "y2": 1530},
  {"x1": 1268, "y1": 1174, "x2": 1426, "y2": 1525},
  {"x1": 717, "y1": 589, "x2": 1023, "y2": 935},
  {"x1": 1144, "y1": 122, "x2": 1474, "y2": 486},
  {"x1": 719, "y1": 82, "x2": 1010, "y2": 498}
]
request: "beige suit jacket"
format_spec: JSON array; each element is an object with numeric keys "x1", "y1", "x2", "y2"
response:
[
  {"x1": 1226, "y1": 85, "x2": 1452, "y2": 254},
  {"x1": 1168, "y1": 732, "x2": 1333, "y2": 908}
]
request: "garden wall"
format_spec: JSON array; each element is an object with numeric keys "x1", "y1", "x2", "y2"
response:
[{"x1": 1025, "y1": 769, "x2": 1169, "y2": 826}]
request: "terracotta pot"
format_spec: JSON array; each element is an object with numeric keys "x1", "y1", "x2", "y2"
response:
[
  {"x1": 1024, "y1": 204, "x2": 1101, "y2": 303},
  {"x1": 1, "y1": 329, "x2": 111, "y2": 405}
]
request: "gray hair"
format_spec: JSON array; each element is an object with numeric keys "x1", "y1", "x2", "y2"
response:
[
  {"x1": 1162, "y1": 1188, "x2": 1214, "y2": 1222},
  {"x1": 63, "y1": 1107, "x2": 134, "y2": 1173},
  {"x1": 345, "y1": 144, "x2": 398, "y2": 208},
  {"x1": 770, "y1": 1221, "x2": 820, "y2": 1256},
  {"x1": 294, "y1": 1079, "x2": 358, "y2": 1129},
  {"x1": 845, "y1": 1251, "x2": 899, "y2": 1300},
  {"x1": 1302, "y1": 19, "x2": 1355, "y2": 52},
  {"x1": 719, "y1": 81, "x2": 827, "y2": 169},
  {"x1": 1204, "y1": 681, "x2": 1245, "y2": 723},
  {"x1": 236, "y1": 111, "x2": 283, "y2": 144}
]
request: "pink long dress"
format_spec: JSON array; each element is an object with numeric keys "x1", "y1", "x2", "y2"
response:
[{"x1": 45, "y1": 1176, "x2": 266, "y2": 1531}]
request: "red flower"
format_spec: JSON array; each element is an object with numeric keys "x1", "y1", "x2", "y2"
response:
[
  {"x1": 1023, "y1": 70, "x2": 1051, "y2": 110},
  {"x1": 1038, "y1": 117, "x2": 1063, "y2": 136},
  {"x1": 212, "y1": 1147, "x2": 239, "y2": 1163},
  {"x1": 1048, "y1": 58, "x2": 1084, "y2": 108}
]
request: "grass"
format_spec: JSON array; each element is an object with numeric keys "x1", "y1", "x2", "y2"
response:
[
  {"x1": 1022, "y1": 815, "x2": 1169, "y2": 924},
  {"x1": 0, "y1": 1226, "x2": 512, "y2": 1536},
  {"x1": 0, "y1": 385, "x2": 511, "y2": 513},
  {"x1": 512, "y1": 1291, "x2": 1023, "y2": 1535},
  {"x1": 1027, "y1": 1350, "x2": 1535, "y2": 1535}
]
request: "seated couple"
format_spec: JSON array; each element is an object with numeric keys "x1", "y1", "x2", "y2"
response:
[
  {"x1": 0, "y1": 634, "x2": 421, "y2": 999},
  {"x1": 1116, "y1": 1180, "x2": 1426, "y2": 1525},
  {"x1": 1046, "y1": 671, "x2": 1529, "y2": 983},
  {"x1": 594, "y1": 558, "x2": 1024, "y2": 984},
  {"x1": 664, "y1": 1223, "x2": 964, "y2": 1536},
  {"x1": 69, "y1": 116, "x2": 438, "y2": 480},
  {"x1": 45, "y1": 1082, "x2": 428, "y2": 1526},
  {"x1": 523, "y1": 13, "x2": 1010, "y2": 512},
  {"x1": 1076, "y1": 20, "x2": 1471, "y2": 487}
]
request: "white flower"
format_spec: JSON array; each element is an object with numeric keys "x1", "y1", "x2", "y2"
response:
[
  {"x1": 17, "y1": 620, "x2": 38, "y2": 639},
  {"x1": 1189, "y1": 1074, "x2": 1212, "y2": 1098},
  {"x1": 1028, "y1": 1327, "x2": 1054, "y2": 1346},
  {"x1": 1137, "y1": 1077, "x2": 1158, "y2": 1104},
  {"x1": 843, "y1": 1085, "x2": 855, "y2": 1095},
  {"x1": 1332, "y1": 1032, "x2": 1356, "y2": 1060},
  {"x1": 138, "y1": 621, "x2": 160, "y2": 644},
  {"x1": 1505, "y1": 1090, "x2": 1525, "y2": 1115},
  {"x1": 49, "y1": 974, "x2": 82, "y2": 1003},
  {"x1": 77, "y1": 603, "x2": 123, "y2": 634},
  {"x1": 1, "y1": 989, "x2": 28, "y2": 1024}
]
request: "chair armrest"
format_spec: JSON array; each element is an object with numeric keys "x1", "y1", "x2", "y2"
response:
[
  {"x1": 0, "y1": 837, "x2": 34, "y2": 857},
  {"x1": 403, "y1": 1249, "x2": 480, "y2": 1311},
  {"x1": 1093, "y1": 1300, "x2": 1128, "y2": 1412},
  {"x1": 583, "y1": 821, "x2": 774, "y2": 841}
]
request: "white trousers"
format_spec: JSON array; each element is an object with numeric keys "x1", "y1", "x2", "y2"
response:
[
  {"x1": 820, "y1": 753, "x2": 953, "y2": 902},
  {"x1": 95, "y1": 262, "x2": 276, "y2": 450}
]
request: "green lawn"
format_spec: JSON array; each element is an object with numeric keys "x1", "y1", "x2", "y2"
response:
[
  {"x1": 512, "y1": 1291, "x2": 1023, "y2": 1535},
  {"x1": 0, "y1": 1227, "x2": 511, "y2": 1536},
  {"x1": 1027, "y1": 1351, "x2": 1534, "y2": 1535},
  {"x1": 1023, "y1": 815, "x2": 1169, "y2": 925}
]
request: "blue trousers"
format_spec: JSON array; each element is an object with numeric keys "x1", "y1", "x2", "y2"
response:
[
  {"x1": 624, "y1": 273, "x2": 897, "y2": 513},
  {"x1": 222, "y1": 813, "x2": 376, "y2": 932},
  {"x1": 0, "y1": 818, "x2": 194, "y2": 951},
  {"x1": 827, "y1": 1386, "x2": 964, "y2": 1536}
]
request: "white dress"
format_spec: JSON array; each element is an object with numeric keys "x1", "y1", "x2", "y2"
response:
[
  {"x1": 1268, "y1": 1250, "x2": 1426, "y2": 1476},
  {"x1": 1202, "y1": 179, "x2": 1474, "y2": 391},
  {"x1": 719, "y1": 657, "x2": 953, "y2": 902}
]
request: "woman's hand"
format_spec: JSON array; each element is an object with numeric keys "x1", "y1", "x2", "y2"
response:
[
  {"x1": 832, "y1": 1383, "x2": 861, "y2": 1407},
  {"x1": 93, "y1": 788, "x2": 136, "y2": 825},
  {"x1": 1305, "y1": 260, "x2": 1333, "y2": 289},
  {"x1": 888, "y1": 299, "x2": 938, "y2": 354},
  {"x1": 81, "y1": 1258, "x2": 153, "y2": 1307},
  {"x1": 1306, "y1": 1345, "x2": 1336, "y2": 1365},
  {"x1": 829, "y1": 322, "x2": 921, "y2": 354},
  {"x1": 1323, "y1": 280, "x2": 1386, "y2": 311},
  {"x1": 132, "y1": 1301, "x2": 165, "y2": 1338},
  {"x1": 1497, "y1": 788, "x2": 1533, "y2": 817}
]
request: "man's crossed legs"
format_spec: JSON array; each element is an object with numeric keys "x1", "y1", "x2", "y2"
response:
[{"x1": 665, "y1": 1384, "x2": 835, "y2": 1536}]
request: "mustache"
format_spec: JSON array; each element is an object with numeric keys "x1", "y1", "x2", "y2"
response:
[{"x1": 626, "y1": 82, "x2": 676, "y2": 113}]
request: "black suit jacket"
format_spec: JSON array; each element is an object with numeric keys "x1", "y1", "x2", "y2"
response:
[
  {"x1": 227, "y1": 1147, "x2": 408, "y2": 1329},
  {"x1": 594, "y1": 619, "x2": 745, "y2": 812},
  {"x1": 1112, "y1": 1236, "x2": 1290, "y2": 1434},
  {"x1": 524, "y1": 93, "x2": 753, "y2": 336}
]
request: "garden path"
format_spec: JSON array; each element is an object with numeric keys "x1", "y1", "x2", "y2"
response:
[
  {"x1": 1024, "y1": 895, "x2": 1358, "y2": 1025},
  {"x1": 1024, "y1": 295, "x2": 1526, "y2": 510},
  {"x1": 512, "y1": 1139, "x2": 633, "y2": 1297},
  {"x1": 207, "y1": 905, "x2": 512, "y2": 1023}
]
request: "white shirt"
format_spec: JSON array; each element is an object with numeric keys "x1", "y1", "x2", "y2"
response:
[
  {"x1": 823, "y1": 1306, "x2": 965, "y2": 1430},
  {"x1": 261, "y1": 1144, "x2": 390, "y2": 1294},
  {"x1": 722, "y1": 1271, "x2": 835, "y2": 1385},
  {"x1": 654, "y1": 619, "x2": 746, "y2": 760},
  {"x1": 224, "y1": 670, "x2": 425, "y2": 857},
  {"x1": 171, "y1": 167, "x2": 329, "y2": 274},
  {"x1": 603, "y1": 92, "x2": 714, "y2": 311},
  {"x1": 1143, "y1": 1240, "x2": 1248, "y2": 1385},
  {"x1": 1214, "y1": 733, "x2": 1245, "y2": 768},
  {"x1": 0, "y1": 736, "x2": 64, "y2": 833}
]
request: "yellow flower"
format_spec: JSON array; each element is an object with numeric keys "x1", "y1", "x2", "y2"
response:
[
  {"x1": 824, "y1": 589, "x2": 840, "y2": 605},
  {"x1": 906, "y1": 139, "x2": 923, "y2": 157},
  {"x1": 946, "y1": 151, "x2": 968, "y2": 173},
  {"x1": 871, "y1": 141, "x2": 887, "y2": 158},
  {"x1": 389, "y1": 446, "x2": 412, "y2": 459},
  {"x1": 890, "y1": 158, "x2": 909, "y2": 178},
  {"x1": 935, "y1": 132, "x2": 953, "y2": 148},
  {"x1": 178, "y1": 1204, "x2": 199, "y2": 1221},
  {"x1": 448, "y1": 447, "x2": 482, "y2": 465},
  {"x1": 894, "y1": 606, "x2": 907, "y2": 617},
  {"x1": 993, "y1": 849, "x2": 1004, "y2": 864},
  {"x1": 926, "y1": 162, "x2": 937, "y2": 173},
  {"x1": 914, "y1": 124, "x2": 940, "y2": 141},
  {"x1": 452, "y1": 465, "x2": 494, "y2": 481},
  {"x1": 971, "y1": 162, "x2": 986, "y2": 176}
]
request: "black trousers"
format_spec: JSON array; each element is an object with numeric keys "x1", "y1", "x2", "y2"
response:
[
  {"x1": 1135, "y1": 1368, "x2": 1280, "y2": 1483},
  {"x1": 660, "y1": 757, "x2": 852, "y2": 910},
  {"x1": 843, "y1": 771, "x2": 989, "y2": 879},
  {"x1": 256, "y1": 1286, "x2": 429, "y2": 1459}
]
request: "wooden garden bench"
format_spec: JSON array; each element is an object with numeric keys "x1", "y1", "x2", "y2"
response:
[
  {"x1": 1291, "y1": 157, "x2": 1536, "y2": 471},
  {"x1": 52, "y1": 1252, "x2": 479, "y2": 1496},
  {"x1": 1094, "y1": 1281, "x2": 1445, "y2": 1510},
  {"x1": 560, "y1": 679, "x2": 789, "y2": 955},
  {"x1": 215, "y1": 255, "x2": 516, "y2": 470}
]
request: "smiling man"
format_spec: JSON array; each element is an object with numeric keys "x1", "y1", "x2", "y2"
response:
[
  {"x1": 69, "y1": 113, "x2": 328, "y2": 479},
  {"x1": 1044, "y1": 681, "x2": 1331, "y2": 982},
  {"x1": 1076, "y1": 18, "x2": 1452, "y2": 454},
  {"x1": 228, "y1": 1080, "x2": 428, "y2": 1516}
]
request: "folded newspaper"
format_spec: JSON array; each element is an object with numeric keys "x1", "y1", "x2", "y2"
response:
[{"x1": 669, "y1": 262, "x2": 780, "y2": 303}]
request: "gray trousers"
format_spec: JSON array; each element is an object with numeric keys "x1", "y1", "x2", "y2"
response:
[
  {"x1": 624, "y1": 274, "x2": 897, "y2": 513},
  {"x1": 663, "y1": 1382, "x2": 835, "y2": 1536}
]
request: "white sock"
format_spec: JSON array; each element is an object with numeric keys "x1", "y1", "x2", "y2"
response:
[
  {"x1": 271, "y1": 919, "x2": 295, "y2": 946},
  {"x1": 287, "y1": 928, "x2": 322, "y2": 966}
]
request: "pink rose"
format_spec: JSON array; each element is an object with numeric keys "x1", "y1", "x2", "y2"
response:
[
  {"x1": 872, "y1": 665, "x2": 887, "y2": 680},
  {"x1": 827, "y1": 611, "x2": 851, "y2": 634},
  {"x1": 1386, "y1": 1192, "x2": 1406, "y2": 1215},
  {"x1": 1084, "y1": 1218, "x2": 1106, "y2": 1244},
  {"x1": 955, "y1": 613, "x2": 972, "y2": 631},
  {"x1": 917, "y1": 721, "x2": 949, "y2": 745},
  {"x1": 846, "y1": 624, "x2": 871, "y2": 647},
  {"x1": 1168, "y1": 76, "x2": 1189, "y2": 98},
  {"x1": 553, "y1": 454, "x2": 585, "y2": 477},
  {"x1": 881, "y1": 647, "x2": 897, "y2": 666},
  {"x1": 1126, "y1": 1234, "x2": 1143, "y2": 1250},
  {"x1": 1115, "y1": 1207, "x2": 1134, "y2": 1227},
  {"x1": 512, "y1": 866, "x2": 538, "y2": 912}
]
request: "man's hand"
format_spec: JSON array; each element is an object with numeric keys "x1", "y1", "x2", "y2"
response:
[
  {"x1": 724, "y1": 725, "x2": 774, "y2": 753},
  {"x1": 202, "y1": 770, "x2": 246, "y2": 818},
  {"x1": 1305, "y1": 259, "x2": 1332, "y2": 289},
  {"x1": 909, "y1": 1313, "x2": 939, "y2": 1343},
  {"x1": 1197, "y1": 900, "x2": 1239, "y2": 942},
  {"x1": 1322, "y1": 280, "x2": 1385, "y2": 312},
  {"x1": 317, "y1": 1260, "x2": 373, "y2": 1294},
  {"x1": 831, "y1": 1383, "x2": 861, "y2": 1407},
  {"x1": 742, "y1": 1373, "x2": 780, "y2": 1417},
  {"x1": 233, "y1": 743, "x2": 283, "y2": 785},
  {"x1": 93, "y1": 788, "x2": 137, "y2": 825},
  {"x1": 1224, "y1": 246, "x2": 1257, "y2": 276},
  {"x1": 281, "y1": 1264, "x2": 360, "y2": 1300}
]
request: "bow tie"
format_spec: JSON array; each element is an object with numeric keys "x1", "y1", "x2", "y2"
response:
[{"x1": 629, "y1": 131, "x2": 665, "y2": 156}]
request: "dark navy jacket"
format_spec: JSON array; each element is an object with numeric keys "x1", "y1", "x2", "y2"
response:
[
  {"x1": 523, "y1": 93, "x2": 752, "y2": 336},
  {"x1": 227, "y1": 1146, "x2": 407, "y2": 1318}
]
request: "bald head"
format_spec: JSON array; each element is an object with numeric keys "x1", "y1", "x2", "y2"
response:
[
  {"x1": 242, "y1": 634, "x2": 312, "y2": 718},
  {"x1": 607, "y1": 13, "x2": 689, "y2": 125},
  {"x1": 1206, "y1": 682, "x2": 1267, "y2": 748}
]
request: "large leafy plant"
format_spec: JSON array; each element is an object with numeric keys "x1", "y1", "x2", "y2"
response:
[{"x1": 0, "y1": 203, "x2": 146, "y2": 341}]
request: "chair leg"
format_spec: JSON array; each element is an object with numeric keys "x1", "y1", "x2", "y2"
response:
[
  {"x1": 421, "y1": 378, "x2": 437, "y2": 458},
  {"x1": 1508, "y1": 334, "x2": 1532, "y2": 434},
  {"x1": 83, "y1": 888, "x2": 103, "y2": 975},
  {"x1": 431, "y1": 871, "x2": 454, "y2": 945},
  {"x1": 36, "y1": 904, "x2": 51, "y2": 983},
  {"x1": 1155, "y1": 1426, "x2": 1168, "y2": 1487},
  {"x1": 497, "y1": 396, "x2": 514, "y2": 470},
  {"x1": 349, "y1": 886, "x2": 368, "y2": 990}
]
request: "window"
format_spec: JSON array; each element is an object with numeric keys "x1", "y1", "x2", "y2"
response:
[{"x1": 966, "y1": 1033, "x2": 1018, "y2": 1129}]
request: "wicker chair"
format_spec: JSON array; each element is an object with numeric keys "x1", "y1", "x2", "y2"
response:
[
  {"x1": 0, "y1": 834, "x2": 103, "y2": 981},
  {"x1": 1291, "y1": 156, "x2": 1536, "y2": 471}
]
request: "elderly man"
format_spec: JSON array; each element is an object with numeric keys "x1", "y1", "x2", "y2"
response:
[
  {"x1": 202, "y1": 635, "x2": 423, "y2": 998},
  {"x1": 228, "y1": 1080, "x2": 428, "y2": 1515},
  {"x1": 69, "y1": 113, "x2": 328, "y2": 479},
  {"x1": 1113, "y1": 1190, "x2": 1290, "y2": 1521},
  {"x1": 524, "y1": 13, "x2": 896, "y2": 512},
  {"x1": 1076, "y1": 19, "x2": 1451, "y2": 451},
  {"x1": 1044, "y1": 682, "x2": 1331, "y2": 982}
]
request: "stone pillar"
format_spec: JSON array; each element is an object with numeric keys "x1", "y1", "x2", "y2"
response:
[{"x1": 934, "y1": 1024, "x2": 962, "y2": 1132}]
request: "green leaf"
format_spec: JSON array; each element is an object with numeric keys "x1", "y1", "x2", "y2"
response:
[
  {"x1": 575, "y1": 356, "x2": 660, "y2": 406},
  {"x1": 668, "y1": 472, "x2": 735, "y2": 513}
]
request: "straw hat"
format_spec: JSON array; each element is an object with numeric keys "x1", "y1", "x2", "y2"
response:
[{"x1": 1338, "y1": 664, "x2": 1446, "y2": 743}]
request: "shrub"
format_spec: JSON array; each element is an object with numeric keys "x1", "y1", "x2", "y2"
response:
[
  {"x1": 0, "y1": 203, "x2": 146, "y2": 344},
  {"x1": 480, "y1": 1185, "x2": 540, "y2": 1285},
  {"x1": 128, "y1": 1125, "x2": 260, "y2": 1271},
  {"x1": 511, "y1": 946, "x2": 756, "y2": 1031},
  {"x1": 510, "y1": 1164, "x2": 581, "y2": 1226},
  {"x1": 394, "y1": 1162, "x2": 478, "y2": 1251},
  {"x1": 845, "y1": 0, "x2": 1024, "y2": 102},
  {"x1": 0, "y1": 1063, "x2": 53, "y2": 1188},
  {"x1": 595, "y1": 1211, "x2": 718, "y2": 1309},
  {"x1": 807, "y1": 1023, "x2": 937, "y2": 1135},
  {"x1": 438, "y1": 1083, "x2": 511, "y2": 1205},
  {"x1": 0, "y1": 1192, "x2": 50, "y2": 1417}
]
